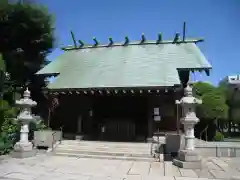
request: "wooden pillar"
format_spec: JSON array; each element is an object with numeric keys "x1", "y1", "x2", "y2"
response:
[
  {"x1": 77, "y1": 115, "x2": 82, "y2": 134},
  {"x1": 147, "y1": 97, "x2": 154, "y2": 141},
  {"x1": 148, "y1": 112, "x2": 153, "y2": 138},
  {"x1": 175, "y1": 89, "x2": 182, "y2": 134}
]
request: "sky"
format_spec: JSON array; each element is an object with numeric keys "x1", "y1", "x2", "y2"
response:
[{"x1": 38, "y1": 0, "x2": 240, "y2": 85}]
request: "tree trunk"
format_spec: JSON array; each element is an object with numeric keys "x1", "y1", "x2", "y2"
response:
[{"x1": 228, "y1": 107, "x2": 232, "y2": 137}]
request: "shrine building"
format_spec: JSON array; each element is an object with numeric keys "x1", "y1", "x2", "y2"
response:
[{"x1": 36, "y1": 31, "x2": 211, "y2": 142}]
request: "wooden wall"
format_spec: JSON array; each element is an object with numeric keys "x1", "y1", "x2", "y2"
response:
[{"x1": 49, "y1": 90, "x2": 181, "y2": 138}]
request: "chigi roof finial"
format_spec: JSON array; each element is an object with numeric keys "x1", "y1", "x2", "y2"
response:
[
  {"x1": 78, "y1": 40, "x2": 84, "y2": 47},
  {"x1": 157, "y1": 33, "x2": 162, "y2": 44},
  {"x1": 93, "y1": 37, "x2": 99, "y2": 46},
  {"x1": 141, "y1": 33, "x2": 146, "y2": 43},
  {"x1": 173, "y1": 32, "x2": 181, "y2": 43},
  {"x1": 124, "y1": 36, "x2": 129, "y2": 45},
  {"x1": 108, "y1": 37, "x2": 114, "y2": 46},
  {"x1": 70, "y1": 31, "x2": 77, "y2": 48}
]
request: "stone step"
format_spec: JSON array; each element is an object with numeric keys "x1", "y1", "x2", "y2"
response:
[
  {"x1": 56, "y1": 144, "x2": 150, "y2": 153},
  {"x1": 54, "y1": 140, "x2": 156, "y2": 161},
  {"x1": 54, "y1": 152, "x2": 156, "y2": 162},
  {"x1": 194, "y1": 138, "x2": 206, "y2": 145},
  {"x1": 54, "y1": 148, "x2": 151, "y2": 158},
  {"x1": 60, "y1": 141, "x2": 151, "y2": 148},
  {"x1": 58, "y1": 142, "x2": 151, "y2": 148}
]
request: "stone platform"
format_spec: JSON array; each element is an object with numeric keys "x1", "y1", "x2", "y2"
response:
[
  {"x1": 173, "y1": 150, "x2": 202, "y2": 169},
  {"x1": 1, "y1": 153, "x2": 240, "y2": 180},
  {"x1": 53, "y1": 140, "x2": 154, "y2": 162},
  {"x1": 11, "y1": 141, "x2": 36, "y2": 159}
]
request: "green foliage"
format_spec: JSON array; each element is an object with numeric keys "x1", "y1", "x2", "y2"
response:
[
  {"x1": 0, "y1": 2, "x2": 55, "y2": 58},
  {"x1": 197, "y1": 91, "x2": 228, "y2": 121},
  {"x1": 219, "y1": 79, "x2": 240, "y2": 124},
  {"x1": 0, "y1": 1, "x2": 55, "y2": 110},
  {"x1": 1, "y1": 118, "x2": 19, "y2": 135},
  {"x1": 0, "y1": 100, "x2": 9, "y2": 128},
  {"x1": 231, "y1": 107, "x2": 240, "y2": 123},
  {"x1": 35, "y1": 119, "x2": 48, "y2": 130},
  {"x1": 218, "y1": 79, "x2": 240, "y2": 106},
  {"x1": 0, "y1": 100, "x2": 19, "y2": 129},
  {"x1": 0, "y1": 102, "x2": 20, "y2": 148},
  {"x1": 213, "y1": 131, "x2": 224, "y2": 141},
  {"x1": 0, "y1": 99, "x2": 9, "y2": 111},
  {"x1": 0, "y1": 132, "x2": 14, "y2": 155},
  {"x1": 0, "y1": 54, "x2": 6, "y2": 72},
  {"x1": 28, "y1": 119, "x2": 48, "y2": 140},
  {"x1": 0, "y1": 1, "x2": 54, "y2": 155},
  {"x1": 194, "y1": 82, "x2": 228, "y2": 121},
  {"x1": 193, "y1": 81, "x2": 216, "y2": 97},
  {"x1": 4, "y1": 107, "x2": 19, "y2": 118}
]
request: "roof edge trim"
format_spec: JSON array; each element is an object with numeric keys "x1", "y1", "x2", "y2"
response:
[
  {"x1": 44, "y1": 84, "x2": 182, "y2": 92},
  {"x1": 61, "y1": 38, "x2": 204, "y2": 51}
]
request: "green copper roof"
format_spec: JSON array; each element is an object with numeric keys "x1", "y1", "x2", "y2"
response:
[{"x1": 37, "y1": 39, "x2": 211, "y2": 90}]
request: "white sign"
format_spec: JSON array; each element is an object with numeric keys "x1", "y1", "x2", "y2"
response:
[
  {"x1": 154, "y1": 108, "x2": 160, "y2": 115},
  {"x1": 154, "y1": 115, "x2": 161, "y2": 121},
  {"x1": 89, "y1": 110, "x2": 93, "y2": 117}
]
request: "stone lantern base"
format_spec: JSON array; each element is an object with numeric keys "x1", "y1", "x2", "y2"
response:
[
  {"x1": 11, "y1": 141, "x2": 36, "y2": 158},
  {"x1": 173, "y1": 150, "x2": 202, "y2": 169}
]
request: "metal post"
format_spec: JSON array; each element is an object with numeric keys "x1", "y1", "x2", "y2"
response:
[
  {"x1": 216, "y1": 146, "x2": 219, "y2": 157},
  {"x1": 183, "y1": 22, "x2": 186, "y2": 42},
  {"x1": 70, "y1": 31, "x2": 77, "y2": 48}
]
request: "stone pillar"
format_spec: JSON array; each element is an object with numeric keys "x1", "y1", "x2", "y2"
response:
[
  {"x1": 12, "y1": 88, "x2": 37, "y2": 158},
  {"x1": 173, "y1": 83, "x2": 202, "y2": 169},
  {"x1": 20, "y1": 124, "x2": 29, "y2": 143}
]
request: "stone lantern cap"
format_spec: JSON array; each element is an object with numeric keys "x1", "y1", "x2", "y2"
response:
[
  {"x1": 177, "y1": 83, "x2": 202, "y2": 105},
  {"x1": 15, "y1": 87, "x2": 37, "y2": 107}
]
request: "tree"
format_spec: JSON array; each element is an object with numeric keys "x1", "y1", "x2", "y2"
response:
[
  {"x1": 218, "y1": 79, "x2": 240, "y2": 134},
  {"x1": 0, "y1": 0, "x2": 55, "y2": 115},
  {"x1": 197, "y1": 91, "x2": 228, "y2": 125},
  {"x1": 193, "y1": 81, "x2": 216, "y2": 97},
  {"x1": 193, "y1": 82, "x2": 228, "y2": 140},
  {"x1": 0, "y1": 54, "x2": 15, "y2": 128},
  {"x1": 0, "y1": 1, "x2": 54, "y2": 81},
  {"x1": 193, "y1": 82, "x2": 228, "y2": 122}
]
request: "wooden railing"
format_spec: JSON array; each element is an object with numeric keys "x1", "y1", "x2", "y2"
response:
[
  {"x1": 51, "y1": 131, "x2": 57, "y2": 150},
  {"x1": 200, "y1": 125, "x2": 208, "y2": 141},
  {"x1": 51, "y1": 126, "x2": 64, "y2": 150}
]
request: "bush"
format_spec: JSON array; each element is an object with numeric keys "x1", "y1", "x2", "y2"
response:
[
  {"x1": 0, "y1": 105, "x2": 20, "y2": 155},
  {"x1": 4, "y1": 107, "x2": 19, "y2": 118},
  {"x1": 29, "y1": 119, "x2": 48, "y2": 140},
  {"x1": 1, "y1": 118, "x2": 19, "y2": 134},
  {"x1": 0, "y1": 132, "x2": 14, "y2": 155},
  {"x1": 213, "y1": 131, "x2": 224, "y2": 141},
  {"x1": 35, "y1": 119, "x2": 48, "y2": 130},
  {"x1": 1, "y1": 117, "x2": 20, "y2": 143}
]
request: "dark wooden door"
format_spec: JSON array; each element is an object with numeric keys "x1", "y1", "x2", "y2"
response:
[{"x1": 105, "y1": 119, "x2": 135, "y2": 141}]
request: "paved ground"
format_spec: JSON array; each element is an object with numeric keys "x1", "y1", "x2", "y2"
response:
[{"x1": 1, "y1": 154, "x2": 240, "y2": 180}]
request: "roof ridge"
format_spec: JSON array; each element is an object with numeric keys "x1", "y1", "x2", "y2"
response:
[{"x1": 61, "y1": 38, "x2": 204, "y2": 51}]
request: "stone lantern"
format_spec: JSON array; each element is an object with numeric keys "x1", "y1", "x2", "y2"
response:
[
  {"x1": 173, "y1": 83, "x2": 202, "y2": 169},
  {"x1": 12, "y1": 87, "x2": 37, "y2": 158}
]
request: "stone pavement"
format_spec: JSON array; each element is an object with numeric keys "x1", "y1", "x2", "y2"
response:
[{"x1": 1, "y1": 154, "x2": 240, "y2": 180}]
